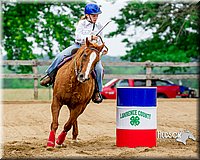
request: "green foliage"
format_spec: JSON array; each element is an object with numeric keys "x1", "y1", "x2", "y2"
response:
[
  {"x1": 2, "y1": 1, "x2": 86, "y2": 73},
  {"x1": 3, "y1": 79, "x2": 34, "y2": 88},
  {"x1": 108, "y1": 2, "x2": 199, "y2": 64}
]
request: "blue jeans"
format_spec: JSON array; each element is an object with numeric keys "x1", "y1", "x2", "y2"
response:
[{"x1": 46, "y1": 43, "x2": 103, "y2": 92}]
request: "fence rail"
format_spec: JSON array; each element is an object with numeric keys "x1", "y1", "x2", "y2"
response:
[{"x1": 1, "y1": 60, "x2": 199, "y2": 100}]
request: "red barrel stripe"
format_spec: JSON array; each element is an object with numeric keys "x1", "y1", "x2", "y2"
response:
[{"x1": 116, "y1": 129, "x2": 157, "y2": 148}]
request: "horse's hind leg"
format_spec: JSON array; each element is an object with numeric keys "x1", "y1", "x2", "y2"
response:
[{"x1": 47, "y1": 98, "x2": 62, "y2": 148}]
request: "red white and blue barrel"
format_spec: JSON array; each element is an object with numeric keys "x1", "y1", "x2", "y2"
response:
[{"x1": 116, "y1": 87, "x2": 157, "y2": 148}]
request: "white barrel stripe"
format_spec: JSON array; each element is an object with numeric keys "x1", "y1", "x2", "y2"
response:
[{"x1": 117, "y1": 107, "x2": 157, "y2": 129}]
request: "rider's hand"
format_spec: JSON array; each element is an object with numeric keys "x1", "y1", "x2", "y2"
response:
[{"x1": 91, "y1": 35, "x2": 98, "y2": 41}]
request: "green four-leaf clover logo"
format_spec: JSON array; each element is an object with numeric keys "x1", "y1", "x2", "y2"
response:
[{"x1": 130, "y1": 116, "x2": 140, "y2": 126}]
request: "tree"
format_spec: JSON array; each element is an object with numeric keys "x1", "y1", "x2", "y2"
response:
[
  {"x1": 2, "y1": 1, "x2": 86, "y2": 73},
  {"x1": 108, "y1": 1, "x2": 199, "y2": 63}
]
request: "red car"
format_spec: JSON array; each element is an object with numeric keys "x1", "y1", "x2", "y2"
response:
[{"x1": 101, "y1": 79, "x2": 196, "y2": 99}]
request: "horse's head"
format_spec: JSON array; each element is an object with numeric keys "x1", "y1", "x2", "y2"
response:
[
  {"x1": 186, "y1": 130, "x2": 196, "y2": 141},
  {"x1": 75, "y1": 37, "x2": 106, "y2": 83}
]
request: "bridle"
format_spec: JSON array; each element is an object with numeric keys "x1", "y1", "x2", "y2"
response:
[
  {"x1": 74, "y1": 35, "x2": 108, "y2": 77},
  {"x1": 74, "y1": 46, "x2": 101, "y2": 76}
]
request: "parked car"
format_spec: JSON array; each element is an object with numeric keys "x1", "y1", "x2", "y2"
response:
[{"x1": 101, "y1": 79, "x2": 196, "y2": 99}]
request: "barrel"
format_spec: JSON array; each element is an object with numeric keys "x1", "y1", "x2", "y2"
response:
[{"x1": 116, "y1": 87, "x2": 157, "y2": 148}]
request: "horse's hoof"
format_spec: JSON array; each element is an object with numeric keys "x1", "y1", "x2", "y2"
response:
[
  {"x1": 71, "y1": 139, "x2": 79, "y2": 143},
  {"x1": 46, "y1": 146, "x2": 55, "y2": 151},
  {"x1": 47, "y1": 141, "x2": 55, "y2": 148},
  {"x1": 56, "y1": 139, "x2": 65, "y2": 146},
  {"x1": 55, "y1": 143, "x2": 65, "y2": 148}
]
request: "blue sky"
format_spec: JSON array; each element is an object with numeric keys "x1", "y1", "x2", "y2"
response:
[{"x1": 95, "y1": 0, "x2": 128, "y2": 57}]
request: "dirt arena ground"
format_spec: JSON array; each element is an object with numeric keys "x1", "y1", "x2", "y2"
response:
[{"x1": 1, "y1": 99, "x2": 199, "y2": 159}]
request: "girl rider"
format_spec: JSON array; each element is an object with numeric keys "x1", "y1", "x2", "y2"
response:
[{"x1": 40, "y1": 3, "x2": 105, "y2": 103}]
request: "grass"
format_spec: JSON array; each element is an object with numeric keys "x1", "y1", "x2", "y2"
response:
[{"x1": 1, "y1": 88, "x2": 53, "y2": 101}]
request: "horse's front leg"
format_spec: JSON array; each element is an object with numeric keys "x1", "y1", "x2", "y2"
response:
[
  {"x1": 72, "y1": 120, "x2": 78, "y2": 141},
  {"x1": 47, "y1": 97, "x2": 62, "y2": 148},
  {"x1": 56, "y1": 104, "x2": 85, "y2": 146}
]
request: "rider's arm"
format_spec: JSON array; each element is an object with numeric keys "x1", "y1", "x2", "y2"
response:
[{"x1": 75, "y1": 20, "x2": 103, "y2": 44}]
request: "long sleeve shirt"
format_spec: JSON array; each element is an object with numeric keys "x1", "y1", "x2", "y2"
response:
[{"x1": 75, "y1": 19, "x2": 103, "y2": 45}]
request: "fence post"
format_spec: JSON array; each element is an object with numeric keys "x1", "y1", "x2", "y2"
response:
[
  {"x1": 146, "y1": 61, "x2": 152, "y2": 86},
  {"x1": 32, "y1": 60, "x2": 38, "y2": 100}
]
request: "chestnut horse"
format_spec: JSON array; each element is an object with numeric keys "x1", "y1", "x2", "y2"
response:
[{"x1": 47, "y1": 37, "x2": 107, "y2": 148}]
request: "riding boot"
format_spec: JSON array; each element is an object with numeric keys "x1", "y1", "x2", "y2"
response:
[
  {"x1": 40, "y1": 68, "x2": 58, "y2": 87},
  {"x1": 92, "y1": 76, "x2": 103, "y2": 103},
  {"x1": 40, "y1": 75, "x2": 51, "y2": 87},
  {"x1": 92, "y1": 91, "x2": 103, "y2": 104}
]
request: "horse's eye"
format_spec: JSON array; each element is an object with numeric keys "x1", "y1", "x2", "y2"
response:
[{"x1": 83, "y1": 53, "x2": 87, "y2": 60}]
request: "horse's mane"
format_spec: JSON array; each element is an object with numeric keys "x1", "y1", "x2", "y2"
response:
[
  {"x1": 74, "y1": 45, "x2": 87, "y2": 58},
  {"x1": 73, "y1": 41, "x2": 103, "y2": 62}
]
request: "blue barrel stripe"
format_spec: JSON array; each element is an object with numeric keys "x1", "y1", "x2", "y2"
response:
[{"x1": 117, "y1": 87, "x2": 157, "y2": 107}]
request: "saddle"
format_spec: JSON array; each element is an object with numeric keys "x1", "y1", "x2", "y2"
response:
[{"x1": 41, "y1": 48, "x2": 79, "y2": 87}]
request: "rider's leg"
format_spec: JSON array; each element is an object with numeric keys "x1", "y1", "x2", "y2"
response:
[
  {"x1": 40, "y1": 43, "x2": 81, "y2": 86},
  {"x1": 93, "y1": 60, "x2": 104, "y2": 103},
  {"x1": 46, "y1": 43, "x2": 80, "y2": 74}
]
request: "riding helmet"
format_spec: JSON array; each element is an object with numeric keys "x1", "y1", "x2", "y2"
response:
[{"x1": 84, "y1": 3, "x2": 102, "y2": 15}]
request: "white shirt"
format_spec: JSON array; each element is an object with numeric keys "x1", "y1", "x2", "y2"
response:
[{"x1": 75, "y1": 19, "x2": 103, "y2": 45}]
